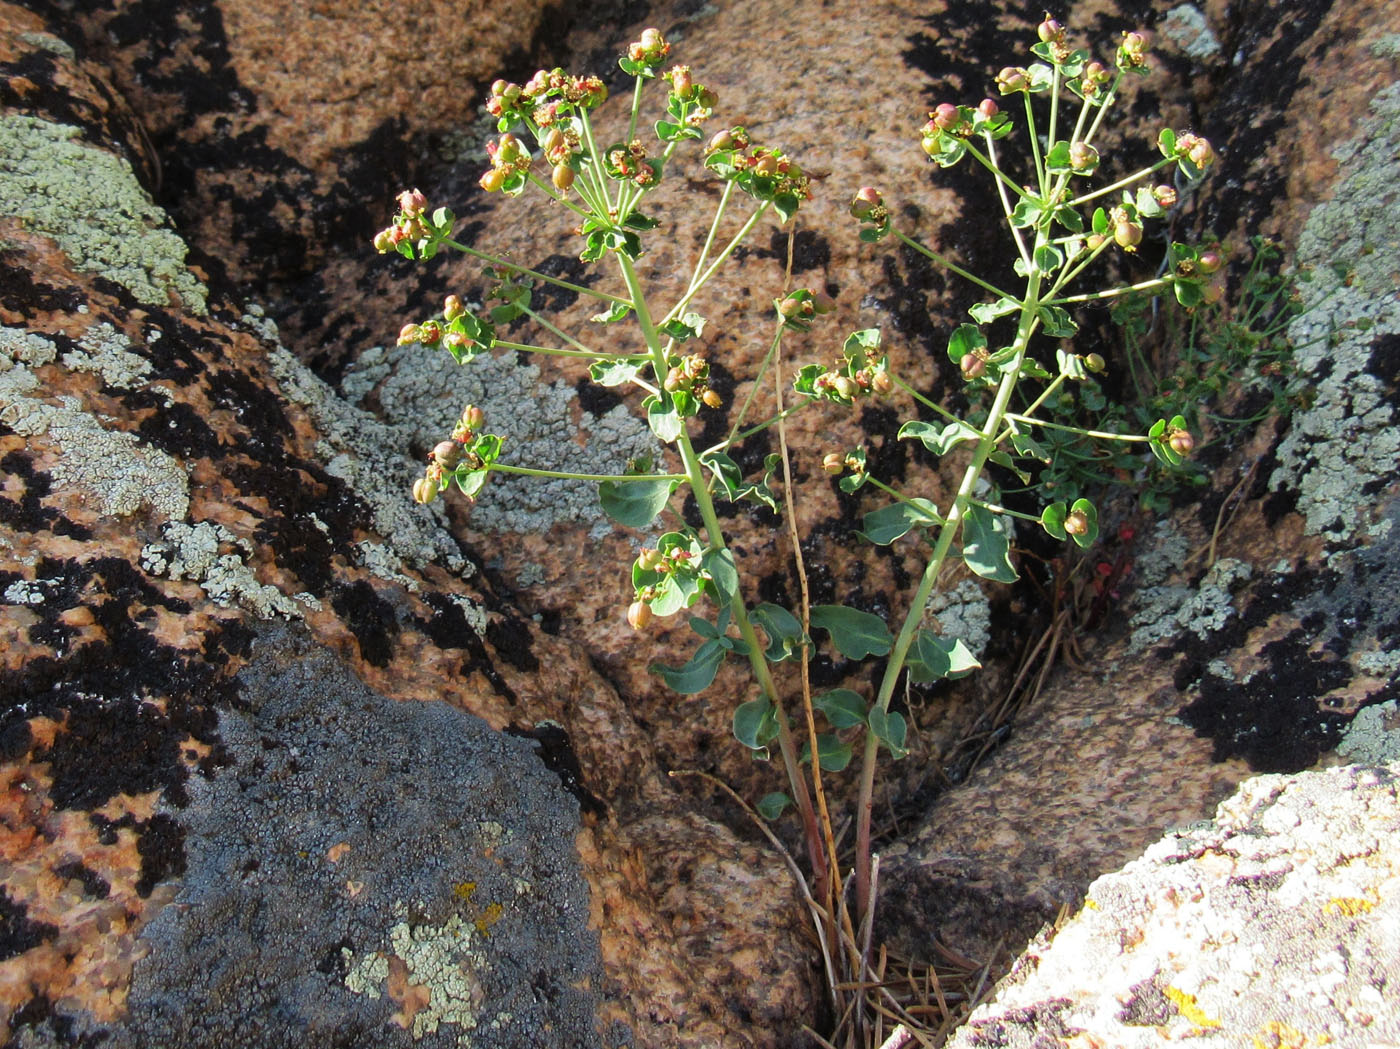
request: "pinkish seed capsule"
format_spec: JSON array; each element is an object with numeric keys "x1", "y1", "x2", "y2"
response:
[
  {"x1": 627, "y1": 601, "x2": 653, "y2": 630},
  {"x1": 822, "y1": 452, "x2": 846, "y2": 475},
  {"x1": 552, "y1": 163, "x2": 575, "y2": 191},
  {"x1": 461, "y1": 405, "x2": 486, "y2": 432},
  {"x1": 961, "y1": 354, "x2": 987, "y2": 380},
  {"x1": 443, "y1": 294, "x2": 464, "y2": 321},
  {"x1": 1114, "y1": 219, "x2": 1143, "y2": 250},
  {"x1": 1065, "y1": 509, "x2": 1089, "y2": 535},
  {"x1": 433, "y1": 441, "x2": 463, "y2": 469},
  {"x1": 933, "y1": 103, "x2": 960, "y2": 131},
  {"x1": 978, "y1": 98, "x2": 1000, "y2": 119},
  {"x1": 1168, "y1": 429, "x2": 1195, "y2": 456}
]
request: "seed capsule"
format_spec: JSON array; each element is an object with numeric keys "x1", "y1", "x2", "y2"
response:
[
  {"x1": 1065, "y1": 509, "x2": 1089, "y2": 536},
  {"x1": 627, "y1": 601, "x2": 653, "y2": 630},
  {"x1": 1168, "y1": 429, "x2": 1195, "y2": 456},
  {"x1": 961, "y1": 354, "x2": 987, "y2": 380},
  {"x1": 822, "y1": 452, "x2": 846, "y2": 475}
]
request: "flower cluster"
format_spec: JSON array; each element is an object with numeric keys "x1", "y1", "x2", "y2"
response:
[
  {"x1": 606, "y1": 139, "x2": 659, "y2": 188},
  {"x1": 794, "y1": 329, "x2": 892, "y2": 405},
  {"x1": 624, "y1": 27, "x2": 671, "y2": 73},
  {"x1": 849, "y1": 186, "x2": 890, "y2": 241},
  {"x1": 703, "y1": 128, "x2": 812, "y2": 218},
  {"x1": 372, "y1": 189, "x2": 454, "y2": 259},
  {"x1": 479, "y1": 132, "x2": 534, "y2": 194},
  {"x1": 485, "y1": 69, "x2": 608, "y2": 129},
  {"x1": 662, "y1": 352, "x2": 723, "y2": 409},
  {"x1": 920, "y1": 98, "x2": 1012, "y2": 163},
  {"x1": 396, "y1": 293, "x2": 496, "y2": 365},
  {"x1": 412, "y1": 405, "x2": 488, "y2": 505},
  {"x1": 628, "y1": 530, "x2": 708, "y2": 630}
]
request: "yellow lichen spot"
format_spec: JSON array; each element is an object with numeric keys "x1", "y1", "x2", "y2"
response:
[
  {"x1": 1252, "y1": 1020, "x2": 1309, "y2": 1048},
  {"x1": 1083, "y1": 898, "x2": 1099, "y2": 910},
  {"x1": 1164, "y1": 986, "x2": 1222, "y2": 1029},
  {"x1": 474, "y1": 902, "x2": 504, "y2": 936},
  {"x1": 453, "y1": 881, "x2": 476, "y2": 902},
  {"x1": 1322, "y1": 896, "x2": 1374, "y2": 917}
]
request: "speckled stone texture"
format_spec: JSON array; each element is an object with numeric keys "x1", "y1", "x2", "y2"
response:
[
  {"x1": 4, "y1": 0, "x2": 1400, "y2": 1045},
  {"x1": 944, "y1": 763, "x2": 1400, "y2": 1049}
]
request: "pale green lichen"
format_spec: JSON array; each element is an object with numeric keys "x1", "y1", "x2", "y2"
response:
[
  {"x1": 61, "y1": 322, "x2": 156, "y2": 391},
  {"x1": 0, "y1": 115, "x2": 207, "y2": 314},
  {"x1": 351, "y1": 341, "x2": 658, "y2": 536},
  {"x1": 924, "y1": 578, "x2": 992, "y2": 659},
  {"x1": 1, "y1": 325, "x2": 189, "y2": 519},
  {"x1": 1160, "y1": 5, "x2": 1222, "y2": 60},
  {"x1": 1336, "y1": 700, "x2": 1400, "y2": 765},
  {"x1": 139, "y1": 520, "x2": 313, "y2": 618},
  {"x1": 1128, "y1": 558, "x2": 1254, "y2": 653},
  {"x1": 1269, "y1": 83, "x2": 1400, "y2": 542},
  {"x1": 344, "y1": 909, "x2": 491, "y2": 1045},
  {"x1": 247, "y1": 308, "x2": 472, "y2": 578}
]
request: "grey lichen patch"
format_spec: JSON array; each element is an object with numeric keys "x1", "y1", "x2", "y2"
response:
[
  {"x1": 246, "y1": 309, "x2": 470, "y2": 578},
  {"x1": 0, "y1": 116, "x2": 208, "y2": 314},
  {"x1": 3, "y1": 579, "x2": 48, "y2": 605},
  {"x1": 1128, "y1": 557, "x2": 1254, "y2": 653},
  {"x1": 354, "y1": 541, "x2": 421, "y2": 592},
  {"x1": 1, "y1": 325, "x2": 188, "y2": 519},
  {"x1": 18, "y1": 31, "x2": 76, "y2": 59},
  {"x1": 61, "y1": 323, "x2": 154, "y2": 391},
  {"x1": 1160, "y1": 5, "x2": 1222, "y2": 60},
  {"x1": 357, "y1": 342, "x2": 658, "y2": 533},
  {"x1": 924, "y1": 579, "x2": 992, "y2": 659},
  {"x1": 140, "y1": 521, "x2": 310, "y2": 618},
  {"x1": 448, "y1": 594, "x2": 488, "y2": 636},
  {"x1": 1336, "y1": 701, "x2": 1400, "y2": 765},
  {"x1": 1269, "y1": 82, "x2": 1400, "y2": 543}
]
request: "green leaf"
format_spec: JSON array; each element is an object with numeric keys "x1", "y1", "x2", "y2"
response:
[
  {"x1": 589, "y1": 358, "x2": 643, "y2": 386},
  {"x1": 598, "y1": 476, "x2": 677, "y2": 528},
  {"x1": 1157, "y1": 127, "x2": 1178, "y2": 158},
  {"x1": 857, "y1": 498, "x2": 941, "y2": 544},
  {"x1": 1068, "y1": 496, "x2": 1099, "y2": 548},
  {"x1": 1053, "y1": 205, "x2": 1085, "y2": 234},
  {"x1": 899, "y1": 419, "x2": 983, "y2": 456},
  {"x1": 733, "y1": 696, "x2": 778, "y2": 751},
  {"x1": 1010, "y1": 199, "x2": 1044, "y2": 228},
  {"x1": 646, "y1": 395, "x2": 684, "y2": 442},
  {"x1": 1173, "y1": 280, "x2": 1204, "y2": 308},
  {"x1": 649, "y1": 570, "x2": 704, "y2": 616},
  {"x1": 843, "y1": 328, "x2": 883, "y2": 359},
  {"x1": 801, "y1": 733, "x2": 853, "y2": 772},
  {"x1": 867, "y1": 708, "x2": 908, "y2": 759},
  {"x1": 961, "y1": 504, "x2": 1018, "y2": 582},
  {"x1": 660, "y1": 311, "x2": 705, "y2": 341},
  {"x1": 969, "y1": 296, "x2": 1021, "y2": 324},
  {"x1": 751, "y1": 602, "x2": 807, "y2": 662},
  {"x1": 756, "y1": 792, "x2": 790, "y2": 819},
  {"x1": 907, "y1": 630, "x2": 982, "y2": 683},
  {"x1": 814, "y1": 689, "x2": 868, "y2": 729},
  {"x1": 651, "y1": 638, "x2": 726, "y2": 694},
  {"x1": 1011, "y1": 431, "x2": 1050, "y2": 462},
  {"x1": 1040, "y1": 500, "x2": 1068, "y2": 540},
  {"x1": 809, "y1": 605, "x2": 892, "y2": 659},
  {"x1": 773, "y1": 192, "x2": 802, "y2": 224},
  {"x1": 946, "y1": 323, "x2": 987, "y2": 363},
  {"x1": 1056, "y1": 348, "x2": 1088, "y2": 380},
  {"x1": 1039, "y1": 305, "x2": 1077, "y2": 337},
  {"x1": 624, "y1": 211, "x2": 660, "y2": 231},
  {"x1": 1034, "y1": 243, "x2": 1064, "y2": 273},
  {"x1": 689, "y1": 615, "x2": 722, "y2": 640},
  {"x1": 702, "y1": 547, "x2": 739, "y2": 603},
  {"x1": 590, "y1": 300, "x2": 633, "y2": 324},
  {"x1": 988, "y1": 449, "x2": 1030, "y2": 483},
  {"x1": 1045, "y1": 140, "x2": 1073, "y2": 173},
  {"x1": 655, "y1": 119, "x2": 681, "y2": 140}
]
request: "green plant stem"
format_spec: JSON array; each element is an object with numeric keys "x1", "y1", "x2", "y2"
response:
[
  {"x1": 965, "y1": 496, "x2": 1043, "y2": 524},
  {"x1": 526, "y1": 173, "x2": 594, "y2": 220},
  {"x1": 490, "y1": 463, "x2": 687, "y2": 483},
  {"x1": 892, "y1": 229, "x2": 1018, "y2": 304},
  {"x1": 625, "y1": 75, "x2": 644, "y2": 144},
  {"x1": 984, "y1": 132, "x2": 1032, "y2": 269},
  {"x1": 517, "y1": 304, "x2": 602, "y2": 356},
  {"x1": 704, "y1": 399, "x2": 814, "y2": 457},
  {"x1": 577, "y1": 109, "x2": 616, "y2": 214},
  {"x1": 1005, "y1": 372, "x2": 1069, "y2": 432},
  {"x1": 725, "y1": 327, "x2": 784, "y2": 448},
  {"x1": 852, "y1": 266, "x2": 1045, "y2": 922},
  {"x1": 962, "y1": 137, "x2": 1037, "y2": 204},
  {"x1": 864, "y1": 475, "x2": 946, "y2": 525},
  {"x1": 892, "y1": 374, "x2": 965, "y2": 426},
  {"x1": 1023, "y1": 92, "x2": 1047, "y2": 196},
  {"x1": 1047, "y1": 274, "x2": 1172, "y2": 305},
  {"x1": 1083, "y1": 70, "x2": 1125, "y2": 144},
  {"x1": 615, "y1": 252, "x2": 826, "y2": 884},
  {"x1": 443, "y1": 239, "x2": 633, "y2": 307},
  {"x1": 1047, "y1": 66, "x2": 1062, "y2": 163},
  {"x1": 661, "y1": 202, "x2": 771, "y2": 326},
  {"x1": 1004, "y1": 412, "x2": 1150, "y2": 442},
  {"x1": 494, "y1": 338, "x2": 626, "y2": 361},
  {"x1": 1064, "y1": 156, "x2": 1174, "y2": 209},
  {"x1": 689, "y1": 181, "x2": 736, "y2": 294}
]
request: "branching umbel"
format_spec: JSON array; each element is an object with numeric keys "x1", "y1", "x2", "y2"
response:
[{"x1": 374, "y1": 18, "x2": 1214, "y2": 1044}]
